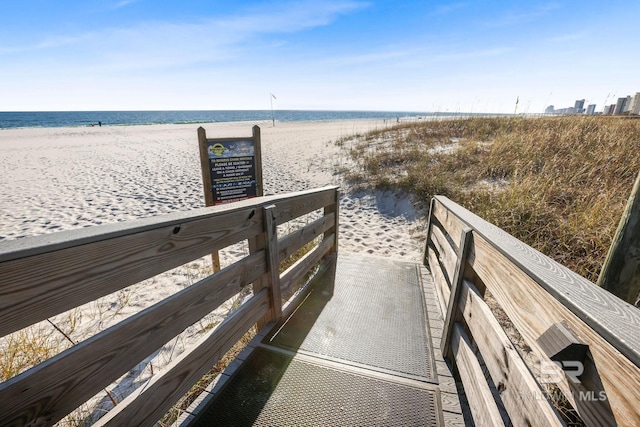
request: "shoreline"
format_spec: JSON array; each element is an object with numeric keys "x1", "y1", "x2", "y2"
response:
[{"x1": 0, "y1": 110, "x2": 436, "y2": 131}]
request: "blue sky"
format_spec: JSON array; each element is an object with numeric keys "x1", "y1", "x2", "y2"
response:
[{"x1": 1, "y1": 1, "x2": 638, "y2": 113}]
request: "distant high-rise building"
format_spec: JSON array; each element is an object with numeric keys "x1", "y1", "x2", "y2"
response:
[
  {"x1": 606, "y1": 104, "x2": 616, "y2": 115},
  {"x1": 631, "y1": 93, "x2": 640, "y2": 115},
  {"x1": 623, "y1": 96, "x2": 633, "y2": 113},
  {"x1": 614, "y1": 97, "x2": 627, "y2": 115},
  {"x1": 586, "y1": 104, "x2": 596, "y2": 115},
  {"x1": 545, "y1": 105, "x2": 555, "y2": 114},
  {"x1": 574, "y1": 99, "x2": 585, "y2": 114}
]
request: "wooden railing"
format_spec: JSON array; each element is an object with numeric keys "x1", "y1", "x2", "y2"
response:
[
  {"x1": 0, "y1": 186, "x2": 339, "y2": 426},
  {"x1": 426, "y1": 195, "x2": 640, "y2": 427}
]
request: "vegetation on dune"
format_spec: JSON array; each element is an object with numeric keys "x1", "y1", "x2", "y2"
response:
[{"x1": 341, "y1": 116, "x2": 640, "y2": 284}]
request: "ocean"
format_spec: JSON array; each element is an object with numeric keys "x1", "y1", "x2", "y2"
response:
[{"x1": 0, "y1": 110, "x2": 442, "y2": 129}]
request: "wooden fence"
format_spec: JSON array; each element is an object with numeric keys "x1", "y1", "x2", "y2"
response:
[
  {"x1": 0, "y1": 186, "x2": 339, "y2": 426},
  {"x1": 426, "y1": 195, "x2": 640, "y2": 426}
]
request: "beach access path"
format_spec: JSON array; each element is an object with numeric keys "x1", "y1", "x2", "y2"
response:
[{"x1": 180, "y1": 253, "x2": 465, "y2": 426}]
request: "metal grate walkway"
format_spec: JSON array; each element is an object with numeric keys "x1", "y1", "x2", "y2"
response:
[{"x1": 186, "y1": 254, "x2": 464, "y2": 426}]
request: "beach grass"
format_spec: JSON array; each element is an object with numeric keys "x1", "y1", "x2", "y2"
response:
[{"x1": 341, "y1": 115, "x2": 640, "y2": 284}]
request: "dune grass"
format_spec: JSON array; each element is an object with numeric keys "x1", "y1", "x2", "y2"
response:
[{"x1": 341, "y1": 115, "x2": 640, "y2": 284}]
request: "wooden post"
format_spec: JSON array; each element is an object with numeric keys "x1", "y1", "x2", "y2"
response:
[
  {"x1": 197, "y1": 127, "x2": 221, "y2": 272},
  {"x1": 597, "y1": 170, "x2": 640, "y2": 305},
  {"x1": 423, "y1": 198, "x2": 436, "y2": 267},
  {"x1": 441, "y1": 228, "x2": 473, "y2": 360},
  {"x1": 253, "y1": 125, "x2": 264, "y2": 198},
  {"x1": 323, "y1": 188, "x2": 340, "y2": 255},
  {"x1": 263, "y1": 205, "x2": 282, "y2": 321}
]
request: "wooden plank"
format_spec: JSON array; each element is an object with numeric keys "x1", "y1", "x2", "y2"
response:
[
  {"x1": 252, "y1": 125, "x2": 264, "y2": 198},
  {"x1": 94, "y1": 289, "x2": 270, "y2": 426},
  {"x1": 597, "y1": 170, "x2": 640, "y2": 304},
  {"x1": 277, "y1": 213, "x2": 335, "y2": 263},
  {"x1": 273, "y1": 188, "x2": 337, "y2": 226},
  {"x1": 0, "y1": 207, "x2": 263, "y2": 338},
  {"x1": 0, "y1": 186, "x2": 339, "y2": 338},
  {"x1": 436, "y1": 195, "x2": 640, "y2": 426},
  {"x1": 457, "y1": 279, "x2": 564, "y2": 426},
  {"x1": 0, "y1": 186, "x2": 339, "y2": 263},
  {"x1": 281, "y1": 253, "x2": 337, "y2": 320},
  {"x1": 430, "y1": 221, "x2": 457, "y2": 283},
  {"x1": 279, "y1": 234, "x2": 334, "y2": 299},
  {"x1": 451, "y1": 323, "x2": 506, "y2": 427},
  {"x1": 441, "y1": 228, "x2": 472, "y2": 359},
  {"x1": 435, "y1": 195, "x2": 640, "y2": 367},
  {"x1": 422, "y1": 198, "x2": 436, "y2": 266},
  {"x1": 427, "y1": 246, "x2": 449, "y2": 317},
  {"x1": 263, "y1": 205, "x2": 282, "y2": 321},
  {"x1": 323, "y1": 188, "x2": 340, "y2": 256},
  {"x1": 0, "y1": 252, "x2": 267, "y2": 426},
  {"x1": 432, "y1": 200, "x2": 464, "y2": 254},
  {"x1": 471, "y1": 236, "x2": 634, "y2": 425}
]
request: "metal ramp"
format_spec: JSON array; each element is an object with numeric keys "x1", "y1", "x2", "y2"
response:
[{"x1": 187, "y1": 254, "x2": 463, "y2": 426}]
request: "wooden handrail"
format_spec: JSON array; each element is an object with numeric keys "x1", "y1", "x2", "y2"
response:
[
  {"x1": 0, "y1": 186, "x2": 339, "y2": 426},
  {"x1": 426, "y1": 195, "x2": 640, "y2": 426}
]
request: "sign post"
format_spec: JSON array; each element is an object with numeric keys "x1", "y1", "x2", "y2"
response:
[{"x1": 198, "y1": 125, "x2": 263, "y2": 271}]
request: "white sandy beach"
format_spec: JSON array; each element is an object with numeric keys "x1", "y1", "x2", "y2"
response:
[
  {"x1": 0, "y1": 119, "x2": 427, "y2": 423},
  {"x1": 0, "y1": 119, "x2": 425, "y2": 258}
]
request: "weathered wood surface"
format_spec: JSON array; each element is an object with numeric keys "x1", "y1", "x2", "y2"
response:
[
  {"x1": 434, "y1": 196, "x2": 640, "y2": 366},
  {"x1": 252, "y1": 125, "x2": 264, "y2": 198},
  {"x1": 277, "y1": 212, "x2": 335, "y2": 263},
  {"x1": 94, "y1": 289, "x2": 270, "y2": 426},
  {"x1": 441, "y1": 228, "x2": 472, "y2": 359},
  {"x1": 263, "y1": 205, "x2": 282, "y2": 321},
  {"x1": 280, "y1": 234, "x2": 335, "y2": 300},
  {"x1": 281, "y1": 254, "x2": 337, "y2": 320},
  {"x1": 427, "y1": 246, "x2": 450, "y2": 316},
  {"x1": 451, "y1": 323, "x2": 506, "y2": 427},
  {"x1": 0, "y1": 186, "x2": 338, "y2": 263},
  {"x1": 0, "y1": 186, "x2": 338, "y2": 338},
  {"x1": 457, "y1": 279, "x2": 564, "y2": 426},
  {"x1": 273, "y1": 188, "x2": 337, "y2": 226},
  {"x1": 597, "y1": 170, "x2": 640, "y2": 305},
  {"x1": 0, "y1": 252, "x2": 267, "y2": 426},
  {"x1": 429, "y1": 220, "x2": 457, "y2": 283},
  {"x1": 324, "y1": 189, "x2": 339, "y2": 255},
  {"x1": 432, "y1": 196, "x2": 640, "y2": 426},
  {"x1": 0, "y1": 207, "x2": 262, "y2": 338}
]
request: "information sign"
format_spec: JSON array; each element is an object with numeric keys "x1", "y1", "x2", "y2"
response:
[
  {"x1": 197, "y1": 126, "x2": 263, "y2": 208},
  {"x1": 208, "y1": 140, "x2": 257, "y2": 204}
]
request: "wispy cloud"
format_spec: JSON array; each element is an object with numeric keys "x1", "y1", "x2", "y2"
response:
[
  {"x1": 429, "y1": 2, "x2": 467, "y2": 17},
  {"x1": 547, "y1": 31, "x2": 588, "y2": 43},
  {"x1": 113, "y1": 0, "x2": 141, "y2": 9},
  {"x1": 483, "y1": 3, "x2": 561, "y2": 27},
  {"x1": 219, "y1": 1, "x2": 368, "y2": 33},
  {"x1": 0, "y1": 0, "x2": 368, "y2": 71},
  {"x1": 433, "y1": 47, "x2": 513, "y2": 62}
]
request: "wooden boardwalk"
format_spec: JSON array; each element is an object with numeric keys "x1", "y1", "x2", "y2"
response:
[
  {"x1": 3, "y1": 186, "x2": 638, "y2": 425},
  {"x1": 179, "y1": 253, "x2": 466, "y2": 426}
]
